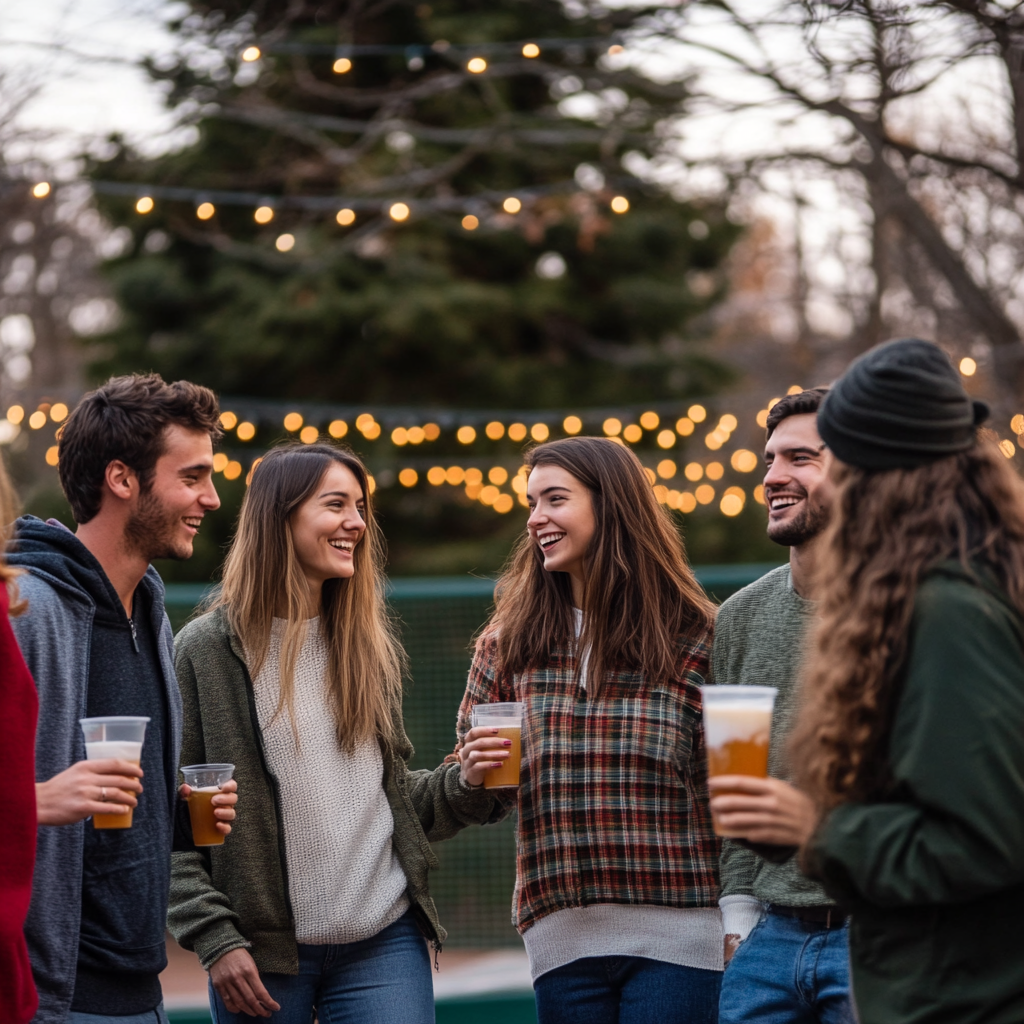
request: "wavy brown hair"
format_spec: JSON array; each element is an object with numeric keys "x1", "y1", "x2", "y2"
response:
[
  {"x1": 484, "y1": 436, "x2": 715, "y2": 695},
  {"x1": 210, "y1": 443, "x2": 404, "y2": 751},
  {"x1": 790, "y1": 434, "x2": 1024, "y2": 811}
]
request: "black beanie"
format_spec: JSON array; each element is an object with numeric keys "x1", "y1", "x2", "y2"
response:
[{"x1": 817, "y1": 338, "x2": 989, "y2": 470}]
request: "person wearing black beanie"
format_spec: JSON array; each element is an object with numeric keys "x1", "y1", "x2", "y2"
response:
[
  {"x1": 711, "y1": 337, "x2": 1024, "y2": 1024},
  {"x1": 816, "y1": 337, "x2": 989, "y2": 470}
]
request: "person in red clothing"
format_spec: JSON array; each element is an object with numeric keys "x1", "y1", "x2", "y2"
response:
[{"x1": 0, "y1": 456, "x2": 38, "y2": 1024}]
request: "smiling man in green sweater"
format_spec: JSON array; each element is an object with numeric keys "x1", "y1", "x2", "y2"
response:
[{"x1": 710, "y1": 387, "x2": 855, "y2": 1024}]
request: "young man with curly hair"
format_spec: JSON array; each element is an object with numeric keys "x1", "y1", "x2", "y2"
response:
[{"x1": 10, "y1": 375, "x2": 236, "y2": 1024}]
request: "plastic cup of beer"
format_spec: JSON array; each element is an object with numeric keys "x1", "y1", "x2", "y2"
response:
[
  {"x1": 700, "y1": 685, "x2": 777, "y2": 837},
  {"x1": 181, "y1": 764, "x2": 235, "y2": 847},
  {"x1": 80, "y1": 716, "x2": 150, "y2": 830},
  {"x1": 471, "y1": 702, "x2": 525, "y2": 789}
]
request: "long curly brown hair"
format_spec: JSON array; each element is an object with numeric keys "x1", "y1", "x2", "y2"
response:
[{"x1": 790, "y1": 434, "x2": 1024, "y2": 811}]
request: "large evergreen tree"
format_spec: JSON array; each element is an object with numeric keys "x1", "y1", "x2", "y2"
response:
[
  {"x1": 90, "y1": 0, "x2": 737, "y2": 407},
  {"x1": 77, "y1": 0, "x2": 776, "y2": 580}
]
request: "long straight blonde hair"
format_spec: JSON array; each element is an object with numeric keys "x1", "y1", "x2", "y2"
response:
[{"x1": 211, "y1": 443, "x2": 404, "y2": 750}]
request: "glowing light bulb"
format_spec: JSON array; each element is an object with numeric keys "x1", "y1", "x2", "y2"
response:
[
  {"x1": 196, "y1": 202, "x2": 215, "y2": 220},
  {"x1": 254, "y1": 206, "x2": 274, "y2": 224},
  {"x1": 390, "y1": 203, "x2": 410, "y2": 221},
  {"x1": 503, "y1": 197, "x2": 522, "y2": 214},
  {"x1": 610, "y1": 196, "x2": 629, "y2": 214},
  {"x1": 467, "y1": 57, "x2": 487, "y2": 73},
  {"x1": 283, "y1": 412, "x2": 303, "y2": 432},
  {"x1": 135, "y1": 196, "x2": 154, "y2": 214},
  {"x1": 237, "y1": 421, "x2": 256, "y2": 441},
  {"x1": 275, "y1": 233, "x2": 295, "y2": 252},
  {"x1": 32, "y1": 182, "x2": 50, "y2": 198},
  {"x1": 563, "y1": 415, "x2": 582, "y2": 434},
  {"x1": 960, "y1": 357, "x2": 977, "y2": 376},
  {"x1": 462, "y1": 214, "x2": 479, "y2": 230},
  {"x1": 333, "y1": 57, "x2": 353, "y2": 74},
  {"x1": 220, "y1": 411, "x2": 238, "y2": 430},
  {"x1": 328, "y1": 420, "x2": 347, "y2": 438},
  {"x1": 241, "y1": 46, "x2": 261, "y2": 62},
  {"x1": 336, "y1": 208, "x2": 355, "y2": 226},
  {"x1": 522, "y1": 43, "x2": 540, "y2": 58}
]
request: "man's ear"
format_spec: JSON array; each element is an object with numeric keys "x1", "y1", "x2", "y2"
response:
[{"x1": 104, "y1": 460, "x2": 138, "y2": 503}]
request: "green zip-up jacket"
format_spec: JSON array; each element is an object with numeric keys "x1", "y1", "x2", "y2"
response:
[
  {"x1": 811, "y1": 561, "x2": 1024, "y2": 1024},
  {"x1": 166, "y1": 607, "x2": 499, "y2": 974}
]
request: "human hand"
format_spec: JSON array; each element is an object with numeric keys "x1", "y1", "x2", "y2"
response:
[
  {"x1": 724, "y1": 933, "x2": 742, "y2": 965},
  {"x1": 179, "y1": 779, "x2": 238, "y2": 836},
  {"x1": 708, "y1": 776, "x2": 817, "y2": 846},
  {"x1": 459, "y1": 726, "x2": 513, "y2": 788},
  {"x1": 209, "y1": 948, "x2": 281, "y2": 1017},
  {"x1": 36, "y1": 759, "x2": 143, "y2": 826}
]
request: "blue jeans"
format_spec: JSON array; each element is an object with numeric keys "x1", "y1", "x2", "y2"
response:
[
  {"x1": 719, "y1": 910, "x2": 855, "y2": 1023},
  {"x1": 69, "y1": 1007, "x2": 168, "y2": 1024},
  {"x1": 534, "y1": 956, "x2": 721, "y2": 1024},
  {"x1": 209, "y1": 912, "x2": 434, "y2": 1024}
]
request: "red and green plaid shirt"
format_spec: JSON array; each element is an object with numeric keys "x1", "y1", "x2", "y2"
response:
[{"x1": 452, "y1": 629, "x2": 721, "y2": 933}]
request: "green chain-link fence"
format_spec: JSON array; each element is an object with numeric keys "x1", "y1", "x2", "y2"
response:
[{"x1": 164, "y1": 563, "x2": 777, "y2": 950}]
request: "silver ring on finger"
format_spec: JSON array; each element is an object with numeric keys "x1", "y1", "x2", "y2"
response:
[{"x1": 100, "y1": 787, "x2": 107, "y2": 802}]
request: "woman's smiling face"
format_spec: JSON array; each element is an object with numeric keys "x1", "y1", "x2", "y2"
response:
[
  {"x1": 289, "y1": 461, "x2": 366, "y2": 590},
  {"x1": 526, "y1": 464, "x2": 597, "y2": 589}
]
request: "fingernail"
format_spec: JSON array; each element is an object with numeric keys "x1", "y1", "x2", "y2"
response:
[
  {"x1": 503, "y1": 740, "x2": 511, "y2": 746},
  {"x1": 491, "y1": 728, "x2": 499, "y2": 734}
]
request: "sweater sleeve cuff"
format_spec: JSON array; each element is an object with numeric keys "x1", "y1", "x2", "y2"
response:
[
  {"x1": 443, "y1": 761, "x2": 504, "y2": 823},
  {"x1": 720, "y1": 894, "x2": 763, "y2": 942},
  {"x1": 192, "y1": 919, "x2": 252, "y2": 971}
]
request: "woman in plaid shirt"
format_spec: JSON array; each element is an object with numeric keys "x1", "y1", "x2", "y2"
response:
[{"x1": 456, "y1": 436, "x2": 723, "y2": 1024}]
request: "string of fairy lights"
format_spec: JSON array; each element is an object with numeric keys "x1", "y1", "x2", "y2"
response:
[
  {"x1": 73, "y1": 177, "x2": 634, "y2": 245},
  {"x1": 10, "y1": 372, "x2": 1011, "y2": 519},
  {"x1": 26, "y1": 32, "x2": 638, "y2": 238},
  {"x1": 3, "y1": 395, "x2": 792, "y2": 520}
]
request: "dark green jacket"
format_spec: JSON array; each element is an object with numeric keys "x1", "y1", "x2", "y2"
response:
[
  {"x1": 167, "y1": 607, "x2": 498, "y2": 973},
  {"x1": 812, "y1": 562, "x2": 1024, "y2": 1024}
]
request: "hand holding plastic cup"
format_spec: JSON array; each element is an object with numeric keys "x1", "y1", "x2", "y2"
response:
[
  {"x1": 470, "y1": 703, "x2": 525, "y2": 789},
  {"x1": 80, "y1": 716, "x2": 150, "y2": 830},
  {"x1": 181, "y1": 764, "x2": 235, "y2": 846},
  {"x1": 700, "y1": 686, "x2": 777, "y2": 836}
]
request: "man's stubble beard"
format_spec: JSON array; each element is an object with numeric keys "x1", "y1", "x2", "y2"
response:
[
  {"x1": 125, "y1": 487, "x2": 190, "y2": 562},
  {"x1": 767, "y1": 499, "x2": 830, "y2": 548}
]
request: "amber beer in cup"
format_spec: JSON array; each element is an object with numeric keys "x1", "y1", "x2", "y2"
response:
[
  {"x1": 471, "y1": 702, "x2": 525, "y2": 789},
  {"x1": 181, "y1": 764, "x2": 235, "y2": 846},
  {"x1": 80, "y1": 716, "x2": 150, "y2": 830},
  {"x1": 700, "y1": 685, "x2": 777, "y2": 837}
]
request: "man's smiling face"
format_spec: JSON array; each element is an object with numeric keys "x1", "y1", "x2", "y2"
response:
[{"x1": 763, "y1": 412, "x2": 834, "y2": 548}]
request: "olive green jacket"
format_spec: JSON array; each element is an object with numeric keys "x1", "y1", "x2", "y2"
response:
[
  {"x1": 167, "y1": 607, "x2": 499, "y2": 974},
  {"x1": 811, "y1": 562, "x2": 1024, "y2": 1024}
]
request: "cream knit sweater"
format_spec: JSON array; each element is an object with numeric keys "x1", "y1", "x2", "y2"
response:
[{"x1": 252, "y1": 618, "x2": 410, "y2": 944}]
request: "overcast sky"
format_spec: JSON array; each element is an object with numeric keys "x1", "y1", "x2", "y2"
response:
[{"x1": 1, "y1": 0, "x2": 181, "y2": 162}]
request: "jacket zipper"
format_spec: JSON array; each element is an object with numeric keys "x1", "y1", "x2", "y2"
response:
[{"x1": 128, "y1": 616, "x2": 139, "y2": 653}]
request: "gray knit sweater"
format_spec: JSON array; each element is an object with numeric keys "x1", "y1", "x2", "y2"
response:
[{"x1": 710, "y1": 564, "x2": 834, "y2": 909}]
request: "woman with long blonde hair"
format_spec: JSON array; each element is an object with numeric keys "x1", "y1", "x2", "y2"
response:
[
  {"x1": 168, "y1": 443, "x2": 497, "y2": 1024},
  {"x1": 710, "y1": 338, "x2": 1024, "y2": 1024},
  {"x1": 455, "y1": 436, "x2": 723, "y2": 1024}
]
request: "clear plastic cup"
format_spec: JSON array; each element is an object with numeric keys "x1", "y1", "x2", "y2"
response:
[
  {"x1": 181, "y1": 764, "x2": 235, "y2": 847},
  {"x1": 700, "y1": 686, "x2": 777, "y2": 836},
  {"x1": 471, "y1": 702, "x2": 525, "y2": 789},
  {"x1": 80, "y1": 716, "x2": 150, "y2": 830}
]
